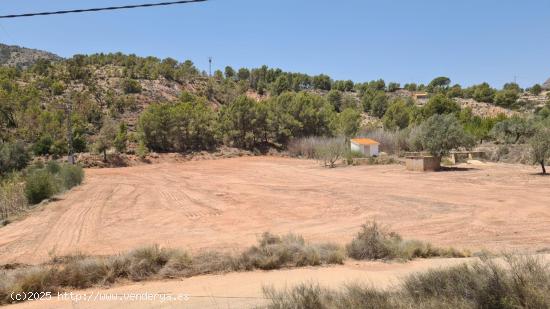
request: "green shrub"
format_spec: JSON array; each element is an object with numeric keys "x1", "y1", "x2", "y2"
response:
[
  {"x1": 23, "y1": 163, "x2": 84, "y2": 205},
  {"x1": 0, "y1": 141, "x2": 30, "y2": 174},
  {"x1": 58, "y1": 164, "x2": 84, "y2": 190},
  {"x1": 24, "y1": 169, "x2": 58, "y2": 204},
  {"x1": 122, "y1": 78, "x2": 142, "y2": 94},
  {"x1": 46, "y1": 160, "x2": 61, "y2": 174},
  {"x1": 32, "y1": 135, "x2": 53, "y2": 156}
]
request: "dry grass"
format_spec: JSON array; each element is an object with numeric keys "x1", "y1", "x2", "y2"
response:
[
  {"x1": 263, "y1": 255, "x2": 550, "y2": 309},
  {"x1": 0, "y1": 233, "x2": 343, "y2": 305},
  {"x1": 0, "y1": 225, "x2": 469, "y2": 306},
  {"x1": 288, "y1": 137, "x2": 321, "y2": 159},
  {"x1": 0, "y1": 177, "x2": 27, "y2": 222},
  {"x1": 362, "y1": 129, "x2": 402, "y2": 155},
  {"x1": 346, "y1": 221, "x2": 469, "y2": 261},
  {"x1": 239, "y1": 233, "x2": 345, "y2": 270},
  {"x1": 287, "y1": 137, "x2": 349, "y2": 168}
]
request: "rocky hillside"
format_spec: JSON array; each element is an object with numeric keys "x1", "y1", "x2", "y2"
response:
[
  {"x1": 543, "y1": 78, "x2": 550, "y2": 90},
  {"x1": 0, "y1": 43, "x2": 62, "y2": 68}
]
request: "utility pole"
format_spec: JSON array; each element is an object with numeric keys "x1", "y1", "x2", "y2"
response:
[
  {"x1": 55, "y1": 101, "x2": 74, "y2": 164},
  {"x1": 63, "y1": 102, "x2": 75, "y2": 164},
  {"x1": 208, "y1": 57, "x2": 212, "y2": 77}
]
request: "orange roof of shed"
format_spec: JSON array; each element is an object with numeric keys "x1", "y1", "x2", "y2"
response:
[{"x1": 351, "y1": 138, "x2": 380, "y2": 145}]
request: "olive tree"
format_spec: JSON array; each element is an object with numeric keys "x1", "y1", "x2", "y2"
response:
[
  {"x1": 414, "y1": 114, "x2": 474, "y2": 158},
  {"x1": 529, "y1": 125, "x2": 550, "y2": 175},
  {"x1": 490, "y1": 116, "x2": 535, "y2": 144},
  {"x1": 95, "y1": 118, "x2": 117, "y2": 162},
  {"x1": 314, "y1": 137, "x2": 346, "y2": 168}
]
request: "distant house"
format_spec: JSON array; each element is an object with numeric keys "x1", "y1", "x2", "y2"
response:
[
  {"x1": 413, "y1": 92, "x2": 429, "y2": 100},
  {"x1": 350, "y1": 138, "x2": 379, "y2": 157}
]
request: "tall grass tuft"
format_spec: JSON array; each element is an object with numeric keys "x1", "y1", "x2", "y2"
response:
[
  {"x1": 239, "y1": 233, "x2": 345, "y2": 270},
  {"x1": 263, "y1": 255, "x2": 550, "y2": 309},
  {"x1": 346, "y1": 221, "x2": 469, "y2": 261}
]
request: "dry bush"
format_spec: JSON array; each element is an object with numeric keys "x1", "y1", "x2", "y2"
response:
[
  {"x1": 188, "y1": 251, "x2": 238, "y2": 276},
  {"x1": 0, "y1": 178, "x2": 27, "y2": 221},
  {"x1": 346, "y1": 221, "x2": 468, "y2": 261},
  {"x1": 363, "y1": 129, "x2": 400, "y2": 155},
  {"x1": 0, "y1": 233, "x2": 344, "y2": 305},
  {"x1": 263, "y1": 255, "x2": 550, "y2": 309},
  {"x1": 361, "y1": 127, "x2": 423, "y2": 156},
  {"x1": 1, "y1": 225, "x2": 472, "y2": 306},
  {"x1": 313, "y1": 137, "x2": 347, "y2": 168},
  {"x1": 402, "y1": 255, "x2": 550, "y2": 308},
  {"x1": 288, "y1": 137, "x2": 320, "y2": 159},
  {"x1": 288, "y1": 137, "x2": 347, "y2": 168},
  {"x1": 239, "y1": 233, "x2": 345, "y2": 270},
  {"x1": 263, "y1": 283, "x2": 332, "y2": 309},
  {"x1": 477, "y1": 142, "x2": 532, "y2": 164}
]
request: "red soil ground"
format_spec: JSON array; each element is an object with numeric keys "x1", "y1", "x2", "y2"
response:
[{"x1": 1, "y1": 157, "x2": 549, "y2": 265}]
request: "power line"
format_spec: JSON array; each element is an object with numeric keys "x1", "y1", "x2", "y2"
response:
[{"x1": 0, "y1": 0, "x2": 207, "y2": 19}]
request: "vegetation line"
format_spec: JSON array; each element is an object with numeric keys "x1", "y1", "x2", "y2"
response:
[
  {"x1": 263, "y1": 254, "x2": 550, "y2": 309},
  {"x1": 0, "y1": 223, "x2": 469, "y2": 306}
]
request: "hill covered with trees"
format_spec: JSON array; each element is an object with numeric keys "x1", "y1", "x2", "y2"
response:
[{"x1": 0, "y1": 48, "x2": 549, "y2": 171}]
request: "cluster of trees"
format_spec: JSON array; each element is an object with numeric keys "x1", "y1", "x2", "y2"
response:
[
  {"x1": 60, "y1": 53, "x2": 201, "y2": 82},
  {"x1": 138, "y1": 94, "x2": 217, "y2": 153},
  {"x1": 215, "y1": 65, "x2": 354, "y2": 96},
  {"x1": 413, "y1": 77, "x2": 547, "y2": 109},
  {"x1": 137, "y1": 91, "x2": 361, "y2": 152}
]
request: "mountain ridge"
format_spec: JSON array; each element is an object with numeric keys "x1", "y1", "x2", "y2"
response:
[{"x1": 0, "y1": 43, "x2": 62, "y2": 68}]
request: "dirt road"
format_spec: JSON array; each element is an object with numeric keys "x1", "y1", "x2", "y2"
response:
[
  {"x1": 5, "y1": 257, "x2": 475, "y2": 309},
  {"x1": 1, "y1": 157, "x2": 549, "y2": 264}
]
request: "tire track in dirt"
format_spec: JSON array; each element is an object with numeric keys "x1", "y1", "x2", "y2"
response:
[{"x1": 1, "y1": 157, "x2": 550, "y2": 264}]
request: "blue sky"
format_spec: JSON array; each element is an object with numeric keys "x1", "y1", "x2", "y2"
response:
[{"x1": 1, "y1": 0, "x2": 549, "y2": 88}]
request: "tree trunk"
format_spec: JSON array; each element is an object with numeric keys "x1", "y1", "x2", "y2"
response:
[
  {"x1": 103, "y1": 149, "x2": 107, "y2": 162},
  {"x1": 542, "y1": 160, "x2": 547, "y2": 175}
]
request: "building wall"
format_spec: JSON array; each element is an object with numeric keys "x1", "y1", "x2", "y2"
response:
[
  {"x1": 406, "y1": 156, "x2": 441, "y2": 172},
  {"x1": 350, "y1": 142, "x2": 362, "y2": 154},
  {"x1": 370, "y1": 144, "x2": 379, "y2": 156},
  {"x1": 350, "y1": 142, "x2": 379, "y2": 157}
]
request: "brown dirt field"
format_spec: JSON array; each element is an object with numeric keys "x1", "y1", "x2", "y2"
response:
[{"x1": 1, "y1": 157, "x2": 550, "y2": 265}]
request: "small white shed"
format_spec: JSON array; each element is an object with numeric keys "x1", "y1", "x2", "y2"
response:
[{"x1": 350, "y1": 138, "x2": 380, "y2": 157}]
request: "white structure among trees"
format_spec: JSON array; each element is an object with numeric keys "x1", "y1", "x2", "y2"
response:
[{"x1": 350, "y1": 138, "x2": 380, "y2": 157}]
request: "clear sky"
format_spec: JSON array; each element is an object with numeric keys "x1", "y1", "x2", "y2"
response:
[{"x1": 1, "y1": 0, "x2": 549, "y2": 88}]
